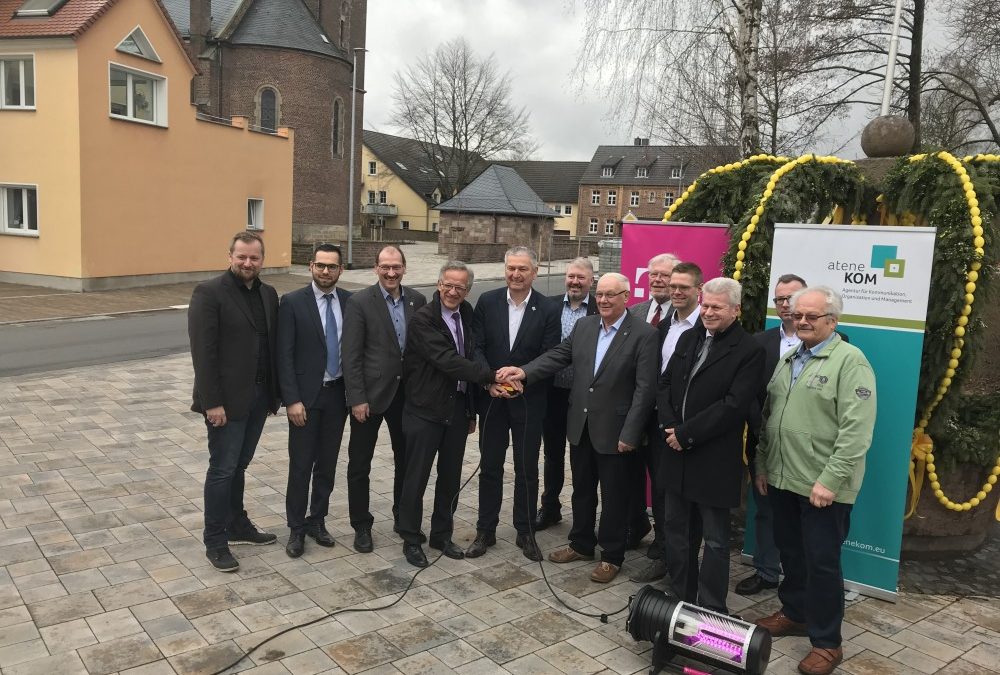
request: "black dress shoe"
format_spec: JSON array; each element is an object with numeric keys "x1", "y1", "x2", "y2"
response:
[
  {"x1": 305, "y1": 523, "x2": 336, "y2": 547},
  {"x1": 626, "y1": 519, "x2": 653, "y2": 549},
  {"x1": 285, "y1": 531, "x2": 305, "y2": 558},
  {"x1": 629, "y1": 558, "x2": 667, "y2": 583},
  {"x1": 353, "y1": 527, "x2": 373, "y2": 553},
  {"x1": 735, "y1": 573, "x2": 779, "y2": 595},
  {"x1": 533, "y1": 508, "x2": 562, "y2": 531},
  {"x1": 429, "y1": 540, "x2": 465, "y2": 559},
  {"x1": 516, "y1": 534, "x2": 542, "y2": 561},
  {"x1": 228, "y1": 521, "x2": 278, "y2": 546},
  {"x1": 464, "y1": 531, "x2": 496, "y2": 558},
  {"x1": 206, "y1": 547, "x2": 239, "y2": 572},
  {"x1": 403, "y1": 543, "x2": 429, "y2": 568}
]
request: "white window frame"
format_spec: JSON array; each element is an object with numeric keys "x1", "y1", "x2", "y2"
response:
[
  {"x1": 564, "y1": 204, "x2": 572, "y2": 215},
  {"x1": 368, "y1": 161, "x2": 377, "y2": 175},
  {"x1": 378, "y1": 190, "x2": 387, "y2": 204},
  {"x1": 601, "y1": 166, "x2": 614, "y2": 177},
  {"x1": 115, "y1": 25, "x2": 161, "y2": 63},
  {"x1": 636, "y1": 167, "x2": 648, "y2": 178},
  {"x1": 553, "y1": 204, "x2": 561, "y2": 214},
  {"x1": 663, "y1": 192, "x2": 675, "y2": 207},
  {"x1": 401, "y1": 220, "x2": 410, "y2": 230},
  {"x1": 0, "y1": 55, "x2": 36, "y2": 110},
  {"x1": 671, "y1": 167, "x2": 682, "y2": 179},
  {"x1": 647, "y1": 191, "x2": 656, "y2": 203},
  {"x1": 367, "y1": 190, "x2": 376, "y2": 204},
  {"x1": 604, "y1": 219, "x2": 615, "y2": 235},
  {"x1": 588, "y1": 218, "x2": 598, "y2": 234},
  {"x1": 607, "y1": 190, "x2": 617, "y2": 206},
  {"x1": 108, "y1": 62, "x2": 167, "y2": 126},
  {"x1": 630, "y1": 191, "x2": 640, "y2": 206},
  {"x1": 247, "y1": 198, "x2": 264, "y2": 231},
  {"x1": 590, "y1": 190, "x2": 600, "y2": 205},
  {"x1": 1, "y1": 183, "x2": 39, "y2": 236}
]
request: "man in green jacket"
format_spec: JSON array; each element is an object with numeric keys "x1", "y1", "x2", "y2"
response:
[{"x1": 754, "y1": 286, "x2": 876, "y2": 675}]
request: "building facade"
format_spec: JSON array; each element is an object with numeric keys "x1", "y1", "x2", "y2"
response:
[{"x1": 498, "y1": 160, "x2": 588, "y2": 237}]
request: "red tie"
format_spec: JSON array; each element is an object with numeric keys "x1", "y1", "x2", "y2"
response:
[{"x1": 650, "y1": 304, "x2": 662, "y2": 327}]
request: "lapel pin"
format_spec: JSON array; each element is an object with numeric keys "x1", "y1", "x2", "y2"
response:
[{"x1": 531, "y1": 306, "x2": 536, "y2": 311}]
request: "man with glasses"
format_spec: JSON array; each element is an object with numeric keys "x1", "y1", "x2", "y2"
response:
[
  {"x1": 342, "y1": 245, "x2": 426, "y2": 553},
  {"x1": 276, "y1": 244, "x2": 352, "y2": 558},
  {"x1": 755, "y1": 287, "x2": 876, "y2": 675},
  {"x1": 397, "y1": 262, "x2": 500, "y2": 568}
]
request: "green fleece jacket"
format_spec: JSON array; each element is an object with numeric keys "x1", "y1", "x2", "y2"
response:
[{"x1": 755, "y1": 334, "x2": 876, "y2": 504}]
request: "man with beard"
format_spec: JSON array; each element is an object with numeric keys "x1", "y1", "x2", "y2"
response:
[
  {"x1": 276, "y1": 244, "x2": 352, "y2": 558},
  {"x1": 189, "y1": 231, "x2": 279, "y2": 572}
]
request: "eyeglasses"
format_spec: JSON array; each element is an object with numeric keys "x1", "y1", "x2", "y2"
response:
[
  {"x1": 312, "y1": 262, "x2": 341, "y2": 272},
  {"x1": 439, "y1": 282, "x2": 469, "y2": 293},
  {"x1": 594, "y1": 291, "x2": 627, "y2": 299},
  {"x1": 669, "y1": 284, "x2": 695, "y2": 292},
  {"x1": 773, "y1": 295, "x2": 793, "y2": 305},
  {"x1": 377, "y1": 264, "x2": 404, "y2": 273},
  {"x1": 791, "y1": 312, "x2": 831, "y2": 323}
]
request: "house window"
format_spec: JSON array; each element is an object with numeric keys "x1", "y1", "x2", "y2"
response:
[
  {"x1": 671, "y1": 167, "x2": 682, "y2": 179},
  {"x1": 259, "y1": 87, "x2": 277, "y2": 132},
  {"x1": 401, "y1": 220, "x2": 410, "y2": 230},
  {"x1": 432, "y1": 222, "x2": 439, "y2": 232},
  {"x1": 601, "y1": 166, "x2": 614, "y2": 177},
  {"x1": 553, "y1": 204, "x2": 562, "y2": 214},
  {"x1": 1, "y1": 185, "x2": 38, "y2": 235},
  {"x1": 367, "y1": 190, "x2": 376, "y2": 204},
  {"x1": 564, "y1": 205, "x2": 572, "y2": 215},
  {"x1": 630, "y1": 191, "x2": 640, "y2": 206},
  {"x1": 588, "y1": 218, "x2": 598, "y2": 234},
  {"x1": 636, "y1": 167, "x2": 648, "y2": 178},
  {"x1": 607, "y1": 190, "x2": 617, "y2": 206},
  {"x1": 1, "y1": 56, "x2": 35, "y2": 109},
  {"x1": 647, "y1": 191, "x2": 656, "y2": 203},
  {"x1": 247, "y1": 198, "x2": 263, "y2": 230},
  {"x1": 378, "y1": 191, "x2": 387, "y2": 204},
  {"x1": 605, "y1": 219, "x2": 615, "y2": 235},
  {"x1": 332, "y1": 98, "x2": 344, "y2": 156},
  {"x1": 368, "y1": 161, "x2": 377, "y2": 175},
  {"x1": 115, "y1": 27, "x2": 160, "y2": 63},
  {"x1": 591, "y1": 190, "x2": 600, "y2": 205},
  {"x1": 663, "y1": 192, "x2": 675, "y2": 207},
  {"x1": 109, "y1": 63, "x2": 165, "y2": 125}
]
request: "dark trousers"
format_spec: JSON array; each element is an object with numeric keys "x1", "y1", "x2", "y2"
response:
[
  {"x1": 539, "y1": 385, "x2": 571, "y2": 514},
  {"x1": 748, "y1": 463, "x2": 781, "y2": 582},
  {"x1": 398, "y1": 399, "x2": 469, "y2": 546},
  {"x1": 663, "y1": 489, "x2": 731, "y2": 614},
  {"x1": 476, "y1": 397, "x2": 542, "y2": 536},
  {"x1": 347, "y1": 388, "x2": 406, "y2": 531},
  {"x1": 285, "y1": 381, "x2": 348, "y2": 533},
  {"x1": 567, "y1": 425, "x2": 635, "y2": 567},
  {"x1": 203, "y1": 384, "x2": 269, "y2": 550},
  {"x1": 770, "y1": 486, "x2": 853, "y2": 649},
  {"x1": 630, "y1": 422, "x2": 667, "y2": 558}
]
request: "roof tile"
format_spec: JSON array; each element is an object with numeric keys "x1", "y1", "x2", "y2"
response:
[{"x1": 0, "y1": 0, "x2": 117, "y2": 38}]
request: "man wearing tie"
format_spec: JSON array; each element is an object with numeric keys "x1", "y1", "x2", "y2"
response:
[
  {"x1": 276, "y1": 244, "x2": 352, "y2": 558},
  {"x1": 342, "y1": 245, "x2": 427, "y2": 553}
]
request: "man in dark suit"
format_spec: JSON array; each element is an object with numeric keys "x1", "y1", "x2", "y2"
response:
[
  {"x1": 342, "y1": 245, "x2": 427, "y2": 553},
  {"x1": 736, "y1": 273, "x2": 806, "y2": 595},
  {"x1": 499, "y1": 272, "x2": 659, "y2": 583},
  {"x1": 188, "y1": 231, "x2": 279, "y2": 572},
  {"x1": 276, "y1": 244, "x2": 352, "y2": 558},
  {"x1": 398, "y1": 262, "x2": 500, "y2": 568},
  {"x1": 466, "y1": 246, "x2": 560, "y2": 562},
  {"x1": 536, "y1": 258, "x2": 597, "y2": 530},
  {"x1": 658, "y1": 277, "x2": 765, "y2": 614}
]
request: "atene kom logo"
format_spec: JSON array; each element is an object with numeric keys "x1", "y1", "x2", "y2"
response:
[
  {"x1": 871, "y1": 245, "x2": 905, "y2": 279},
  {"x1": 831, "y1": 244, "x2": 905, "y2": 284}
]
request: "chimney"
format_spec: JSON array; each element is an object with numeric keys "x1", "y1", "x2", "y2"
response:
[
  {"x1": 189, "y1": 0, "x2": 211, "y2": 56},
  {"x1": 634, "y1": 137, "x2": 649, "y2": 146}
]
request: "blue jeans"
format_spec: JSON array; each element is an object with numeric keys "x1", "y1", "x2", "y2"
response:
[{"x1": 203, "y1": 385, "x2": 269, "y2": 550}]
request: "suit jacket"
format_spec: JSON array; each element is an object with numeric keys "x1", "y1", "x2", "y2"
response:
[
  {"x1": 275, "y1": 284, "x2": 352, "y2": 410},
  {"x1": 403, "y1": 295, "x2": 496, "y2": 425},
  {"x1": 472, "y1": 287, "x2": 561, "y2": 414},
  {"x1": 188, "y1": 271, "x2": 280, "y2": 418},
  {"x1": 522, "y1": 312, "x2": 658, "y2": 454},
  {"x1": 342, "y1": 283, "x2": 427, "y2": 414},
  {"x1": 657, "y1": 322, "x2": 765, "y2": 507}
]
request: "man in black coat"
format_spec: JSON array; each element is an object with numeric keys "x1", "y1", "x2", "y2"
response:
[
  {"x1": 397, "y1": 261, "x2": 499, "y2": 568},
  {"x1": 658, "y1": 277, "x2": 765, "y2": 613},
  {"x1": 466, "y1": 246, "x2": 560, "y2": 562},
  {"x1": 341, "y1": 245, "x2": 427, "y2": 553},
  {"x1": 276, "y1": 244, "x2": 352, "y2": 558},
  {"x1": 188, "y1": 231, "x2": 279, "y2": 572}
]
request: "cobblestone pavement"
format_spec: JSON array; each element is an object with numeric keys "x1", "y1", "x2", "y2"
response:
[{"x1": 1, "y1": 355, "x2": 998, "y2": 674}]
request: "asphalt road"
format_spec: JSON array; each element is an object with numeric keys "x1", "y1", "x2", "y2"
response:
[{"x1": 0, "y1": 274, "x2": 570, "y2": 377}]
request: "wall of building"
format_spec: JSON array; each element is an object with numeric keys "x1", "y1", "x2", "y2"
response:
[
  {"x1": 547, "y1": 202, "x2": 579, "y2": 236},
  {"x1": 438, "y1": 212, "x2": 555, "y2": 258},
  {"x1": 360, "y1": 144, "x2": 439, "y2": 232},
  {"x1": 0, "y1": 41, "x2": 83, "y2": 280},
  {"x1": 577, "y1": 183, "x2": 682, "y2": 236},
  {"x1": 72, "y1": 0, "x2": 293, "y2": 283}
]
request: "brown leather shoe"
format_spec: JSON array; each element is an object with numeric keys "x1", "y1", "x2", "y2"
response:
[
  {"x1": 548, "y1": 546, "x2": 594, "y2": 563},
  {"x1": 755, "y1": 609, "x2": 807, "y2": 637},
  {"x1": 590, "y1": 561, "x2": 620, "y2": 583},
  {"x1": 797, "y1": 647, "x2": 843, "y2": 675}
]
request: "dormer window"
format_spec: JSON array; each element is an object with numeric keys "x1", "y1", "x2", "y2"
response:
[
  {"x1": 116, "y1": 27, "x2": 161, "y2": 63},
  {"x1": 671, "y1": 167, "x2": 683, "y2": 179},
  {"x1": 636, "y1": 167, "x2": 648, "y2": 178},
  {"x1": 601, "y1": 166, "x2": 614, "y2": 177}
]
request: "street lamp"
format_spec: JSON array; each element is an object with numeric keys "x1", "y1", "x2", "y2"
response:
[{"x1": 347, "y1": 47, "x2": 368, "y2": 269}]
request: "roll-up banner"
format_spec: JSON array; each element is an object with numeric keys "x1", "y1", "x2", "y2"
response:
[{"x1": 744, "y1": 223, "x2": 936, "y2": 600}]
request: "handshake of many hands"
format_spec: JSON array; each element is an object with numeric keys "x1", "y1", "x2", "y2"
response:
[{"x1": 488, "y1": 367, "x2": 526, "y2": 398}]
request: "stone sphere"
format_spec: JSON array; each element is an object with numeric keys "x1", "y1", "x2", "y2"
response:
[{"x1": 861, "y1": 115, "x2": 916, "y2": 157}]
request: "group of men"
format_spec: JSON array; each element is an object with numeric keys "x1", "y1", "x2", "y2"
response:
[{"x1": 189, "y1": 232, "x2": 876, "y2": 675}]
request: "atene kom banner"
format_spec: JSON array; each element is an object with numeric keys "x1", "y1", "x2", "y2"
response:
[
  {"x1": 621, "y1": 222, "x2": 730, "y2": 305},
  {"x1": 758, "y1": 223, "x2": 936, "y2": 600}
]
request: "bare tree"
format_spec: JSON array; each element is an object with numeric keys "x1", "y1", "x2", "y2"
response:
[{"x1": 391, "y1": 37, "x2": 535, "y2": 198}]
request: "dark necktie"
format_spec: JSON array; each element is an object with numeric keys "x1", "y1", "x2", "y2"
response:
[
  {"x1": 650, "y1": 304, "x2": 662, "y2": 327},
  {"x1": 452, "y1": 312, "x2": 466, "y2": 392},
  {"x1": 323, "y1": 294, "x2": 340, "y2": 378}
]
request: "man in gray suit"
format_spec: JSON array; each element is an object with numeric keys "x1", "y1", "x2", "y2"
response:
[
  {"x1": 342, "y1": 245, "x2": 427, "y2": 553},
  {"x1": 498, "y1": 272, "x2": 658, "y2": 583}
]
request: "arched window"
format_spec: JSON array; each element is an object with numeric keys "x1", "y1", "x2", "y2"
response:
[
  {"x1": 332, "y1": 97, "x2": 344, "y2": 157},
  {"x1": 259, "y1": 87, "x2": 277, "y2": 132}
]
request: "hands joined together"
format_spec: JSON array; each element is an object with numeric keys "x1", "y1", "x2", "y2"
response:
[{"x1": 490, "y1": 367, "x2": 525, "y2": 398}]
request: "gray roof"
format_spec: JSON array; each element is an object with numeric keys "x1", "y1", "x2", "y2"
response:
[
  {"x1": 230, "y1": 0, "x2": 343, "y2": 57},
  {"x1": 162, "y1": 0, "x2": 242, "y2": 37},
  {"x1": 496, "y1": 161, "x2": 588, "y2": 203},
  {"x1": 363, "y1": 130, "x2": 487, "y2": 206},
  {"x1": 581, "y1": 144, "x2": 739, "y2": 186},
  {"x1": 436, "y1": 165, "x2": 558, "y2": 217}
]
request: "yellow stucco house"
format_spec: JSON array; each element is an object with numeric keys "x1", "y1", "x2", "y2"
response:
[{"x1": 0, "y1": 0, "x2": 294, "y2": 290}]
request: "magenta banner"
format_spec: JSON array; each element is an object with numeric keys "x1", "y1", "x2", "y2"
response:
[{"x1": 621, "y1": 221, "x2": 731, "y2": 305}]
